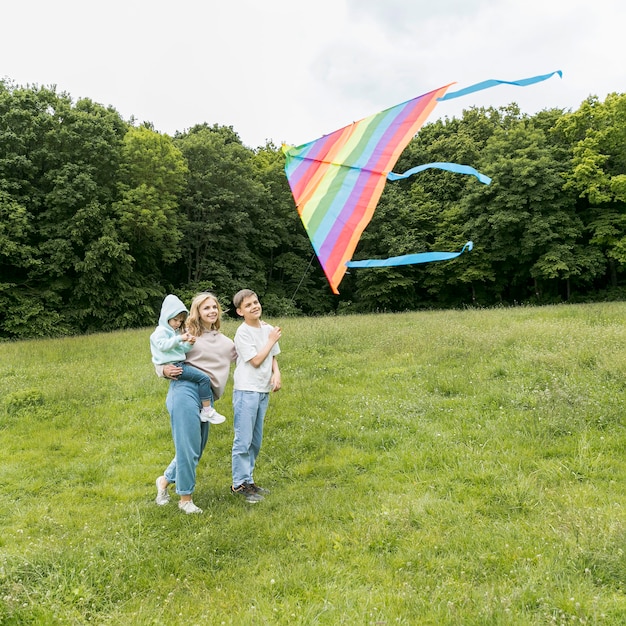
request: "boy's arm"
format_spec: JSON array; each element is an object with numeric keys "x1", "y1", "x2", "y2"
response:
[
  {"x1": 270, "y1": 356, "x2": 281, "y2": 391},
  {"x1": 248, "y1": 326, "x2": 281, "y2": 368}
]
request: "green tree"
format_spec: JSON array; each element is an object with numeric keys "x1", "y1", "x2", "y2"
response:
[
  {"x1": 37, "y1": 95, "x2": 136, "y2": 331},
  {"x1": 173, "y1": 124, "x2": 268, "y2": 301},
  {"x1": 559, "y1": 93, "x2": 626, "y2": 289},
  {"x1": 115, "y1": 125, "x2": 188, "y2": 278},
  {"x1": 462, "y1": 113, "x2": 595, "y2": 302},
  {"x1": 408, "y1": 108, "x2": 503, "y2": 305},
  {"x1": 348, "y1": 184, "x2": 428, "y2": 310},
  {"x1": 0, "y1": 83, "x2": 134, "y2": 335}
]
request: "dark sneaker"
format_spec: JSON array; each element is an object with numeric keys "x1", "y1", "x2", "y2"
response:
[
  {"x1": 249, "y1": 483, "x2": 270, "y2": 495},
  {"x1": 231, "y1": 483, "x2": 263, "y2": 503}
]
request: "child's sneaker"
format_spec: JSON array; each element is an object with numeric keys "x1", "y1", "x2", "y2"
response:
[
  {"x1": 200, "y1": 406, "x2": 226, "y2": 424},
  {"x1": 178, "y1": 500, "x2": 203, "y2": 514},
  {"x1": 230, "y1": 483, "x2": 263, "y2": 503}
]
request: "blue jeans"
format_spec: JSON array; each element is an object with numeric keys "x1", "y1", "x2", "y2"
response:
[
  {"x1": 231, "y1": 390, "x2": 269, "y2": 487},
  {"x1": 174, "y1": 362, "x2": 214, "y2": 404},
  {"x1": 163, "y1": 379, "x2": 210, "y2": 495}
]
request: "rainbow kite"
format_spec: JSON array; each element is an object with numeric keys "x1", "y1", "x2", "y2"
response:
[{"x1": 283, "y1": 71, "x2": 562, "y2": 294}]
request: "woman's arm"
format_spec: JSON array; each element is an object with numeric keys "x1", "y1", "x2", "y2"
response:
[{"x1": 162, "y1": 363, "x2": 184, "y2": 379}]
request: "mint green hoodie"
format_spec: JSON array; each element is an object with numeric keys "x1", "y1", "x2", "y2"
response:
[{"x1": 149, "y1": 294, "x2": 193, "y2": 365}]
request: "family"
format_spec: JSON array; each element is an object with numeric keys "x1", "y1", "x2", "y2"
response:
[{"x1": 149, "y1": 290, "x2": 282, "y2": 513}]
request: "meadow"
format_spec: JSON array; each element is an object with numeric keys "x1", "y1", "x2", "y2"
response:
[{"x1": 1, "y1": 303, "x2": 626, "y2": 625}]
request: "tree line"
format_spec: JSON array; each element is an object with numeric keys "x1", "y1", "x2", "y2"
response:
[{"x1": 1, "y1": 80, "x2": 625, "y2": 338}]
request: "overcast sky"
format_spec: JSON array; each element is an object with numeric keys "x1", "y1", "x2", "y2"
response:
[{"x1": 2, "y1": 0, "x2": 623, "y2": 149}]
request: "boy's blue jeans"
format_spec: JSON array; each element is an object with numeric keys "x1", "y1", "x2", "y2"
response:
[
  {"x1": 173, "y1": 362, "x2": 214, "y2": 405},
  {"x1": 231, "y1": 390, "x2": 269, "y2": 487}
]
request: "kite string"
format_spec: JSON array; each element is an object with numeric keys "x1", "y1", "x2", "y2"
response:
[{"x1": 290, "y1": 252, "x2": 316, "y2": 304}]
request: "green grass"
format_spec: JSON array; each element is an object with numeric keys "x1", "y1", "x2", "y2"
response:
[{"x1": 2, "y1": 303, "x2": 626, "y2": 624}]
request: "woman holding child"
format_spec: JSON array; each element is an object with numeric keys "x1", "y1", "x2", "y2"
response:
[{"x1": 155, "y1": 292, "x2": 236, "y2": 514}]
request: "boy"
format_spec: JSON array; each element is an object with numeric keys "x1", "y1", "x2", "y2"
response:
[
  {"x1": 230, "y1": 289, "x2": 281, "y2": 503},
  {"x1": 150, "y1": 294, "x2": 226, "y2": 425}
]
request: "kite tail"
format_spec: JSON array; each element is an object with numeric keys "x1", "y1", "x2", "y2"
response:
[
  {"x1": 437, "y1": 70, "x2": 562, "y2": 102},
  {"x1": 346, "y1": 241, "x2": 473, "y2": 268},
  {"x1": 388, "y1": 162, "x2": 491, "y2": 185}
]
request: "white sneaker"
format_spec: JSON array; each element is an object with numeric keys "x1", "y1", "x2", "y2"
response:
[
  {"x1": 200, "y1": 406, "x2": 226, "y2": 424},
  {"x1": 155, "y1": 476, "x2": 170, "y2": 506},
  {"x1": 178, "y1": 500, "x2": 203, "y2": 514}
]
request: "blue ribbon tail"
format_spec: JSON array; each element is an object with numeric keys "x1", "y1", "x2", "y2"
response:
[
  {"x1": 387, "y1": 162, "x2": 491, "y2": 185},
  {"x1": 346, "y1": 241, "x2": 473, "y2": 268},
  {"x1": 437, "y1": 70, "x2": 562, "y2": 102}
]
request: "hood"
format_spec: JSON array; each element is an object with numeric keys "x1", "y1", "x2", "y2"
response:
[{"x1": 158, "y1": 294, "x2": 188, "y2": 330}]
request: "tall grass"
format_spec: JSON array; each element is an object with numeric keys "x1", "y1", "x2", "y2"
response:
[{"x1": 1, "y1": 303, "x2": 626, "y2": 624}]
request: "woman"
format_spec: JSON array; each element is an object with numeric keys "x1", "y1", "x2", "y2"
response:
[{"x1": 155, "y1": 292, "x2": 236, "y2": 514}]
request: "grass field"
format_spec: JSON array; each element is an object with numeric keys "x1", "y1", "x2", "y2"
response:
[{"x1": 2, "y1": 303, "x2": 626, "y2": 625}]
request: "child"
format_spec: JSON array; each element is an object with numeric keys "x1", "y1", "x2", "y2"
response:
[
  {"x1": 150, "y1": 294, "x2": 226, "y2": 425},
  {"x1": 230, "y1": 289, "x2": 282, "y2": 503}
]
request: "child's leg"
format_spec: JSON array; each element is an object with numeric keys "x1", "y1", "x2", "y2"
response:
[
  {"x1": 176, "y1": 363, "x2": 213, "y2": 406},
  {"x1": 175, "y1": 362, "x2": 226, "y2": 424},
  {"x1": 249, "y1": 392, "x2": 269, "y2": 484},
  {"x1": 232, "y1": 390, "x2": 266, "y2": 486}
]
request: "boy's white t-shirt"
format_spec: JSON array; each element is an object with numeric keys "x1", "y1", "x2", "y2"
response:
[{"x1": 233, "y1": 322, "x2": 280, "y2": 392}]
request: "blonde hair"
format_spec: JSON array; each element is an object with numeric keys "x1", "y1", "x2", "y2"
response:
[{"x1": 186, "y1": 292, "x2": 223, "y2": 335}]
